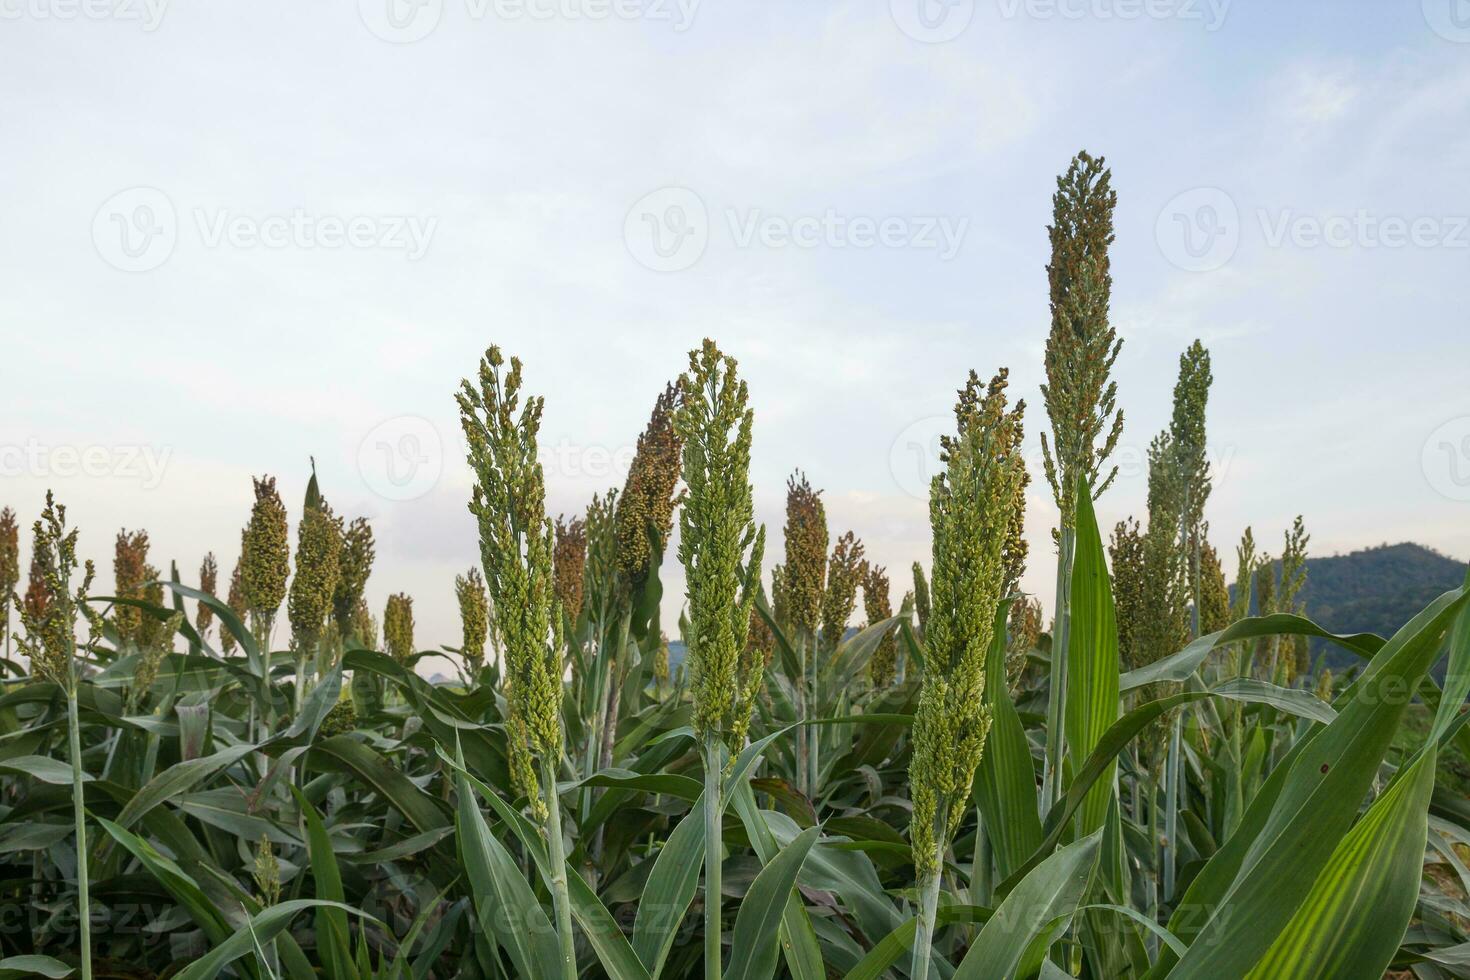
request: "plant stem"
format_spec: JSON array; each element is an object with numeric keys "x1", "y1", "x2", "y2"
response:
[
  {"x1": 969, "y1": 808, "x2": 992, "y2": 908},
  {"x1": 1163, "y1": 714, "x2": 1182, "y2": 901},
  {"x1": 68, "y1": 687, "x2": 92, "y2": 980},
  {"x1": 1043, "y1": 525, "x2": 1075, "y2": 815},
  {"x1": 796, "y1": 636, "x2": 809, "y2": 798},
  {"x1": 540, "y1": 758, "x2": 577, "y2": 980},
  {"x1": 704, "y1": 732, "x2": 724, "y2": 980},
  {"x1": 808, "y1": 635, "x2": 820, "y2": 800},
  {"x1": 910, "y1": 837, "x2": 945, "y2": 980}
]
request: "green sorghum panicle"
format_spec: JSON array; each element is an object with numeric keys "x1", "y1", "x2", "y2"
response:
[
  {"x1": 320, "y1": 688, "x2": 358, "y2": 737},
  {"x1": 289, "y1": 497, "x2": 342, "y2": 651},
  {"x1": 1199, "y1": 536, "x2": 1231, "y2": 635},
  {"x1": 583, "y1": 490, "x2": 625, "y2": 624},
  {"x1": 615, "y1": 382, "x2": 684, "y2": 587},
  {"x1": 333, "y1": 517, "x2": 375, "y2": 638},
  {"x1": 820, "y1": 531, "x2": 864, "y2": 656},
  {"x1": 383, "y1": 592, "x2": 415, "y2": 663},
  {"x1": 1007, "y1": 596, "x2": 1042, "y2": 691},
  {"x1": 652, "y1": 633, "x2": 670, "y2": 685},
  {"x1": 911, "y1": 561, "x2": 930, "y2": 637},
  {"x1": 1039, "y1": 150, "x2": 1124, "y2": 523},
  {"x1": 351, "y1": 599, "x2": 379, "y2": 652},
  {"x1": 674, "y1": 339, "x2": 766, "y2": 753},
  {"x1": 782, "y1": 472, "x2": 827, "y2": 637},
  {"x1": 456, "y1": 566, "x2": 490, "y2": 670},
  {"x1": 195, "y1": 552, "x2": 218, "y2": 637},
  {"x1": 253, "y1": 835, "x2": 281, "y2": 906},
  {"x1": 910, "y1": 370, "x2": 1027, "y2": 880},
  {"x1": 242, "y1": 476, "x2": 289, "y2": 621},
  {"x1": 457, "y1": 346, "x2": 565, "y2": 820}
]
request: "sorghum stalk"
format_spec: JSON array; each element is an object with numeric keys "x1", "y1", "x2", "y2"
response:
[
  {"x1": 332, "y1": 516, "x2": 375, "y2": 649},
  {"x1": 1038, "y1": 151, "x2": 1123, "y2": 812},
  {"x1": 909, "y1": 371, "x2": 1025, "y2": 980},
  {"x1": 457, "y1": 346, "x2": 575, "y2": 980},
  {"x1": 20, "y1": 494, "x2": 97, "y2": 980},
  {"x1": 673, "y1": 340, "x2": 765, "y2": 980}
]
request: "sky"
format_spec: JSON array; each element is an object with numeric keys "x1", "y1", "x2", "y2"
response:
[{"x1": 3, "y1": 0, "x2": 1469, "y2": 669}]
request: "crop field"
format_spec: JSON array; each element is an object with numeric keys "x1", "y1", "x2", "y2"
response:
[{"x1": 2, "y1": 154, "x2": 1467, "y2": 980}]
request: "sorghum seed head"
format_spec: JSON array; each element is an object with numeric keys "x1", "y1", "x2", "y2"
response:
[
  {"x1": 241, "y1": 476, "x2": 289, "y2": 621},
  {"x1": 195, "y1": 552, "x2": 218, "y2": 637},
  {"x1": 553, "y1": 514, "x2": 587, "y2": 624},
  {"x1": 332, "y1": 517, "x2": 375, "y2": 637},
  {"x1": 862, "y1": 562, "x2": 896, "y2": 688},
  {"x1": 456, "y1": 566, "x2": 490, "y2": 671},
  {"x1": 289, "y1": 495, "x2": 342, "y2": 651},
  {"x1": 383, "y1": 592, "x2": 415, "y2": 664},
  {"x1": 615, "y1": 382, "x2": 684, "y2": 587},
  {"x1": 113, "y1": 529, "x2": 150, "y2": 649},
  {"x1": 674, "y1": 339, "x2": 765, "y2": 752},
  {"x1": 458, "y1": 345, "x2": 565, "y2": 818},
  {"x1": 782, "y1": 471, "x2": 827, "y2": 637},
  {"x1": 910, "y1": 370, "x2": 1026, "y2": 880}
]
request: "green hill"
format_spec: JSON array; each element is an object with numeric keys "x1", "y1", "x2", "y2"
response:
[{"x1": 1289, "y1": 543, "x2": 1466, "y2": 668}]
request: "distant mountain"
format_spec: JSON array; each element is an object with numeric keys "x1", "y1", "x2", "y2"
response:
[{"x1": 1290, "y1": 543, "x2": 1466, "y2": 669}]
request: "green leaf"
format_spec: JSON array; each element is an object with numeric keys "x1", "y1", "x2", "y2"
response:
[
  {"x1": 114, "y1": 742, "x2": 259, "y2": 830},
  {"x1": 96, "y1": 818, "x2": 230, "y2": 944},
  {"x1": 0, "y1": 955, "x2": 73, "y2": 979},
  {"x1": 0, "y1": 755, "x2": 92, "y2": 785},
  {"x1": 728, "y1": 782, "x2": 825, "y2": 980},
  {"x1": 1430, "y1": 567, "x2": 1470, "y2": 743},
  {"x1": 1065, "y1": 484, "x2": 1119, "y2": 836},
  {"x1": 1240, "y1": 746, "x2": 1438, "y2": 979},
  {"x1": 974, "y1": 599, "x2": 1043, "y2": 880},
  {"x1": 1166, "y1": 584, "x2": 1468, "y2": 978},
  {"x1": 437, "y1": 749, "x2": 650, "y2": 980},
  {"x1": 725, "y1": 826, "x2": 819, "y2": 980},
  {"x1": 1120, "y1": 614, "x2": 1382, "y2": 693},
  {"x1": 171, "y1": 900, "x2": 374, "y2": 980},
  {"x1": 310, "y1": 735, "x2": 449, "y2": 834},
  {"x1": 954, "y1": 831, "x2": 1102, "y2": 979},
  {"x1": 291, "y1": 786, "x2": 357, "y2": 980},
  {"x1": 633, "y1": 794, "x2": 707, "y2": 976},
  {"x1": 1209, "y1": 678, "x2": 1336, "y2": 725},
  {"x1": 453, "y1": 772, "x2": 562, "y2": 980},
  {"x1": 838, "y1": 905, "x2": 991, "y2": 980}
]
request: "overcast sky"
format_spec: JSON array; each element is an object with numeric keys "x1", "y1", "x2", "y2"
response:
[{"x1": 3, "y1": 0, "x2": 1469, "y2": 665}]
